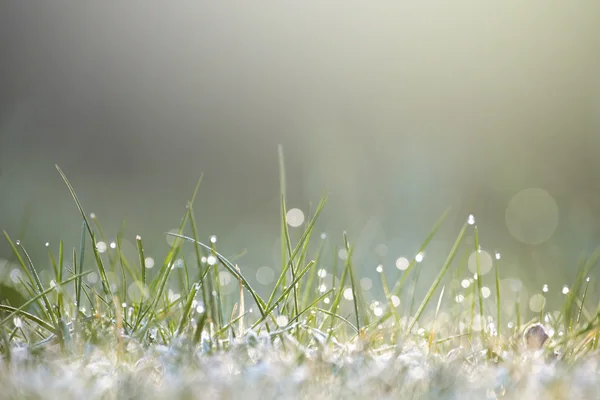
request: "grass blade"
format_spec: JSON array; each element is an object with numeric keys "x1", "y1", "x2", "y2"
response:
[{"x1": 407, "y1": 222, "x2": 468, "y2": 334}]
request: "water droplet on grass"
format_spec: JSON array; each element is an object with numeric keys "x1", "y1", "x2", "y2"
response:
[
  {"x1": 96, "y1": 241, "x2": 107, "y2": 253},
  {"x1": 317, "y1": 269, "x2": 327, "y2": 278}
]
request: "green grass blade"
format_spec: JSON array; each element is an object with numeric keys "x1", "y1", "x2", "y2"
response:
[
  {"x1": 391, "y1": 208, "x2": 451, "y2": 297},
  {"x1": 167, "y1": 233, "x2": 266, "y2": 318},
  {"x1": 265, "y1": 196, "x2": 327, "y2": 312},
  {"x1": 407, "y1": 222, "x2": 468, "y2": 334},
  {"x1": 55, "y1": 166, "x2": 114, "y2": 304},
  {"x1": 474, "y1": 226, "x2": 485, "y2": 339}
]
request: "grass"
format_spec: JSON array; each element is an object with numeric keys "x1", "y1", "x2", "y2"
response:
[{"x1": 1, "y1": 161, "x2": 600, "y2": 399}]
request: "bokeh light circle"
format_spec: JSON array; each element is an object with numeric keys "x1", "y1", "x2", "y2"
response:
[{"x1": 505, "y1": 188, "x2": 559, "y2": 245}]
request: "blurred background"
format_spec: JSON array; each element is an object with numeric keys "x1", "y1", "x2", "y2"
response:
[{"x1": 1, "y1": 2, "x2": 600, "y2": 320}]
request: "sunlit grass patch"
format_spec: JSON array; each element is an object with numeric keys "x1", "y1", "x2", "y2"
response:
[{"x1": 1, "y1": 156, "x2": 600, "y2": 399}]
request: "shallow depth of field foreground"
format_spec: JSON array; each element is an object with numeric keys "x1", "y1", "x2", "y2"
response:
[{"x1": 0, "y1": 166, "x2": 599, "y2": 400}]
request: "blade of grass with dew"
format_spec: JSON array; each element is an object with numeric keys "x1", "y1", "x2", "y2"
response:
[
  {"x1": 287, "y1": 289, "x2": 333, "y2": 326},
  {"x1": 563, "y1": 256, "x2": 587, "y2": 333},
  {"x1": 474, "y1": 226, "x2": 485, "y2": 340},
  {"x1": 135, "y1": 177, "x2": 204, "y2": 332},
  {"x1": 265, "y1": 196, "x2": 327, "y2": 312},
  {"x1": 278, "y1": 145, "x2": 288, "y2": 287},
  {"x1": 325, "y1": 247, "x2": 352, "y2": 339},
  {"x1": 577, "y1": 277, "x2": 592, "y2": 324},
  {"x1": 343, "y1": 233, "x2": 361, "y2": 334},
  {"x1": 0, "y1": 271, "x2": 91, "y2": 331},
  {"x1": 56, "y1": 165, "x2": 114, "y2": 305},
  {"x1": 407, "y1": 221, "x2": 468, "y2": 334},
  {"x1": 254, "y1": 260, "x2": 316, "y2": 327},
  {"x1": 378, "y1": 266, "x2": 400, "y2": 328},
  {"x1": 428, "y1": 286, "x2": 445, "y2": 351},
  {"x1": 0, "y1": 305, "x2": 56, "y2": 334},
  {"x1": 300, "y1": 236, "x2": 325, "y2": 310},
  {"x1": 279, "y1": 195, "x2": 297, "y2": 316},
  {"x1": 316, "y1": 308, "x2": 359, "y2": 334},
  {"x1": 391, "y1": 208, "x2": 451, "y2": 297},
  {"x1": 175, "y1": 282, "x2": 200, "y2": 336},
  {"x1": 168, "y1": 233, "x2": 267, "y2": 318},
  {"x1": 4, "y1": 233, "x2": 56, "y2": 326},
  {"x1": 494, "y1": 252, "x2": 501, "y2": 335},
  {"x1": 76, "y1": 220, "x2": 86, "y2": 311}
]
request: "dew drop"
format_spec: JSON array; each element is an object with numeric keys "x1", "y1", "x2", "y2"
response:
[
  {"x1": 415, "y1": 252, "x2": 425, "y2": 263},
  {"x1": 96, "y1": 241, "x2": 107, "y2": 253},
  {"x1": 481, "y1": 286, "x2": 491, "y2": 298},
  {"x1": 376, "y1": 265, "x2": 383, "y2": 273},
  {"x1": 562, "y1": 286, "x2": 569, "y2": 294},
  {"x1": 467, "y1": 214, "x2": 476, "y2": 225},
  {"x1": 210, "y1": 235, "x2": 217, "y2": 244}
]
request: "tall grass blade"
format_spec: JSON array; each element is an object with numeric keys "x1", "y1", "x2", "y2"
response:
[{"x1": 407, "y1": 222, "x2": 467, "y2": 334}]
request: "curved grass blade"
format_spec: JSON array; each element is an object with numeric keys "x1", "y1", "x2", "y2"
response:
[
  {"x1": 391, "y1": 208, "x2": 451, "y2": 297},
  {"x1": 55, "y1": 165, "x2": 114, "y2": 304},
  {"x1": 407, "y1": 221, "x2": 468, "y2": 334},
  {"x1": 166, "y1": 233, "x2": 267, "y2": 318},
  {"x1": 0, "y1": 271, "x2": 90, "y2": 331}
]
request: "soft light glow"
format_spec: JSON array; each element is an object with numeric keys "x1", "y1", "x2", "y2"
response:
[
  {"x1": 276, "y1": 315, "x2": 289, "y2": 327},
  {"x1": 256, "y1": 266, "x2": 275, "y2": 285},
  {"x1": 286, "y1": 208, "x2": 305, "y2": 228},
  {"x1": 144, "y1": 257, "x2": 155, "y2": 269},
  {"x1": 395, "y1": 257, "x2": 410, "y2": 270},
  {"x1": 343, "y1": 287, "x2": 354, "y2": 300}
]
